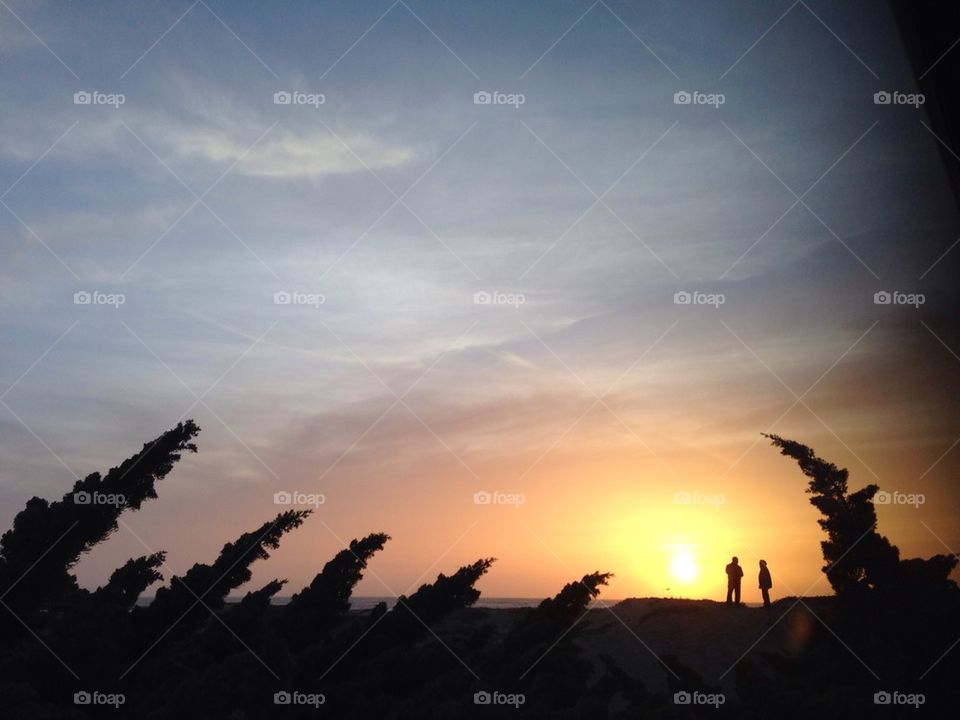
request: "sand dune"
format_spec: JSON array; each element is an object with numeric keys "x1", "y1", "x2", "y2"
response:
[{"x1": 580, "y1": 597, "x2": 833, "y2": 698}]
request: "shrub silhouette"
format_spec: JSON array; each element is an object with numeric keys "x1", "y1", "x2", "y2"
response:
[
  {"x1": 133, "y1": 509, "x2": 311, "y2": 647},
  {"x1": 280, "y1": 531, "x2": 390, "y2": 649},
  {"x1": 0, "y1": 423, "x2": 556, "y2": 718},
  {"x1": 765, "y1": 433, "x2": 957, "y2": 598},
  {"x1": 0, "y1": 420, "x2": 199, "y2": 623},
  {"x1": 533, "y1": 571, "x2": 613, "y2": 624},
  {"x1": 93, "y1": 552, "x2": 166, "y2": 609}
]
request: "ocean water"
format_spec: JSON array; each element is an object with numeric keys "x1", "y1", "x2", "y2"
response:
[
  {"x1": 345, "y1": 597, "x2": 542, "y2": 610},
  {"x1": 134, "y1": 596, "x2": 760, "y2": 608},
  {"x1": 134, "y1": 596, "x2": 549, "y2": 609}
]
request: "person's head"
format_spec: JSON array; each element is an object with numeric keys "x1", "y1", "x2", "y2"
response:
[
  {"x1": 731, "y1": 556, "x2": 738, "y2": 564},
  {"x1": 759, "y1": 559, "x2": 767, "y2": 568}
]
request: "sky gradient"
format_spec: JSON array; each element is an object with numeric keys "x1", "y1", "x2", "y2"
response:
[{"x1": 1, "y1": 0, "x2": 959, "y2": 602}]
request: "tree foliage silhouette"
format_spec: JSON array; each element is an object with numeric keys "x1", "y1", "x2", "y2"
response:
[
  {"x1": 93, "y1": 552, "x2": 166, "y2": 609},
  {"x1": 137, "y1": 510, "x2": 310, "y2": 643},
  {"x1": 0, "y1": 423, "x2": 531, "y2": 718},
  {"x1": 0, "y1": 420, "x2": 199, "y2": 620},
  {"x1": 534, "y1": 571, "x2": 613, "y2": 625},
  {"x1": 281, "y1": 532, "x2": 389, "y2": 648},
  {"x1": 765, "y1": 433, "x2": 957, "y2": 597},
  {"x1": 399, "y1": 557, "x2": 496, "y2": 621},
  {"x1": 367, "y1": 558, "x2": 497, "y2": 647}
]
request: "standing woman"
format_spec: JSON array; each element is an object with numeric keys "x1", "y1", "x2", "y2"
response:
[{"x1": 758, "y1": 560, "x2": 772, "y2": 608}]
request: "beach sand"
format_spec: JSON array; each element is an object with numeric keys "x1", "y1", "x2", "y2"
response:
[{"x1": 426, "y1": 596, "x2": 833, "y2": 702}]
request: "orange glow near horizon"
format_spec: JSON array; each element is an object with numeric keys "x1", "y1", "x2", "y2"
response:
[{"x1": 66, "y1": 413, "x2": 959, "y2": 604}]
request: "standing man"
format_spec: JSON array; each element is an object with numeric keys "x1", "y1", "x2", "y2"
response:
[
  {"x1": 758, "y1": 560, "x2": 773, "y2": 608},
  {"x1": 725, "y1": 556, "x2": 743, "y2": 605}
]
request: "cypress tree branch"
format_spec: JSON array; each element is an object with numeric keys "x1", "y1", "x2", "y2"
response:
[{"x1": 0, "y1": 420, "x2": 200, "y2": 611}]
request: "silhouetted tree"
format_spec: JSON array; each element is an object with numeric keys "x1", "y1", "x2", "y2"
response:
[
  {"x1": 0, "y1": 420, "x2": 199, "y2": 622},
  {"x1": 195, "y1": 579, "x2": 289, "y2": 663},
  {"x1": 222, "y1": 578, "x2": 288, "y2": 632},
  {"x1": 281, "y1": 532, "x2": 389, "y2": 649},
  {"x1": 396, "y1": 558, "x2": 496, "y2": 623},
  {"x1": 93, "y1": 552, "x2": 166, "y2": 609},
  {"x1": 135, "y1": 510, "x2": 310, "y2": 643},
  {"x1": 326, "y1": 558, "x2": 496, "y2": 670},
  {"x1": 478, "y1": 571, "x2": 614, "y2": 717},
  {"x1": 765, "y1": 434, "x2": 957, "y2": 597},
  {"x1": 533, "y1": 571, "x2": 613, "y2": 625},
  {"x1": 498, "y1": 571, "x2": 613, "y2": 658}
]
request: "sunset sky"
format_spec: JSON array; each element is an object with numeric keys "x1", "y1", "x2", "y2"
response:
[{"x1": 1, "y1": 0, "x2": 958, "y2": 603}]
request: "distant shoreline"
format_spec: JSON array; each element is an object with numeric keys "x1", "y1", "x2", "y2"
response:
[{"x1": 133, "y1": 595, "x2": 776, "y2": 609}]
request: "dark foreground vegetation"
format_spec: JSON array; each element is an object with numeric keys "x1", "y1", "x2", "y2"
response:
[{"x1": 0, "y1": 422, "x2": 957, "y2": 718}]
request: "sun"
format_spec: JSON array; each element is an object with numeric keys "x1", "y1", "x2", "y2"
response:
[{"x1": 669, "y1": 549, "x2": 699, "y2": 584}]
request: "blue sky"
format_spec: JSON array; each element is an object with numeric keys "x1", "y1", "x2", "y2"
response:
[{"x1": 1, "y1": 0, "x2": 958, "y2": 598}]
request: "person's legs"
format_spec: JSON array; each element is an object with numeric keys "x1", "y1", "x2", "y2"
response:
[
  {"x1": 762, "y1": 588, "x2": 770, "y2": 608},
  {"x1": 726, "y1": 584, "x2": 733, "y2": 604},
  {"x1": 734, "y1": 583, "x2": 741, "y2": 605}
]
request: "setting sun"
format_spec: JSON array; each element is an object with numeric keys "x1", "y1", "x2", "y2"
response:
[{"x1": 670, "y1": 548, "x2": 699, "y2": 584}]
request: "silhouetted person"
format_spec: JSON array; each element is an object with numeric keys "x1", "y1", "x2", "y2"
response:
[
  {"x1": 725, "y1": 556, "x2": 743, "y2": 605},
  {"x1": 758, "y1": 559, "x2": 772, "y2": 608}
]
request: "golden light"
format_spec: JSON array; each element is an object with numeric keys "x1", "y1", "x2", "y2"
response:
[{"x1": 669, "y1": 548, "x2": 699, "y2": 584}]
